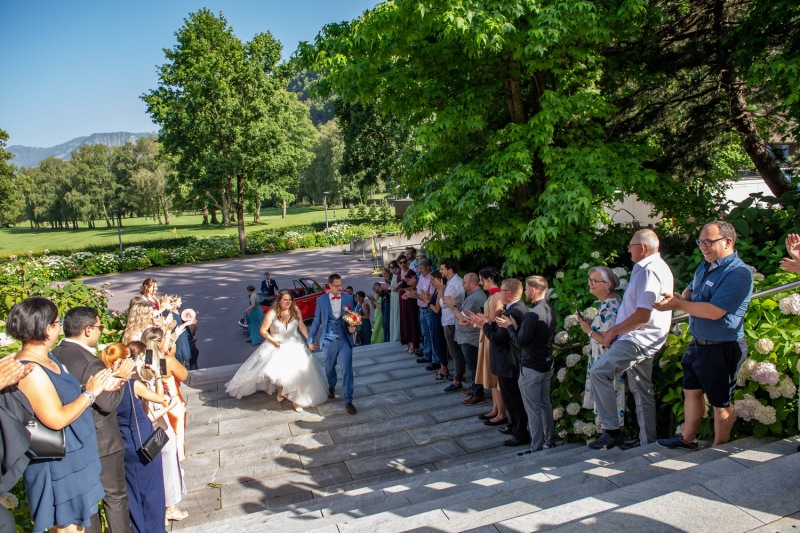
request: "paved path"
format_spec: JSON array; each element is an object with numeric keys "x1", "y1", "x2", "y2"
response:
[{"x1": 87, "y1": 243, "x2": 413, "y2": 368}]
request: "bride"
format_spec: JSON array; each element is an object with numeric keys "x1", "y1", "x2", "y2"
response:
[{"x1": 226, "y1": 290, "x2": 328, "y2": 411}]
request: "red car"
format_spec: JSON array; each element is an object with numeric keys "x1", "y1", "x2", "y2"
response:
[{"x1": 239, "y1": 277, "x2": 326, "y2": 329}]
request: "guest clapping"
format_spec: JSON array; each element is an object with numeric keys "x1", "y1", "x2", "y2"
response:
[{"x1": 781, "y1": 233, "x2": 800, "y2": 273}]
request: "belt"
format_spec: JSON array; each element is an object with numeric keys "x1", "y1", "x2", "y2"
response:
[{"x1": 691, "y1": 337, "x2": 731, "y2": 346}]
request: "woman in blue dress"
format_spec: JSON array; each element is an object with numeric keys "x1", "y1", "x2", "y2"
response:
[
  {"x1": 7, "y1": 297, "x2": 116, "y2": 533},
  {"x1": 244, "y1": 285, "x2": 265, "y2": 345},
  {"x1": 102, "y1": 342, "x2": 168, "y2": 533}
]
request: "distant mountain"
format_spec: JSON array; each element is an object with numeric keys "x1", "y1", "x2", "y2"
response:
[{"x1": 7, "y1": 131, "x2": 156, "y2": 169}]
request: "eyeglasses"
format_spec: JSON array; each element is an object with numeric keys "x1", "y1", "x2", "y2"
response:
[
  {"x1": 398, "y1": 261, "x2": 407, "y2": 265},
  {"x1": 696, "y1": 237, "x2": 726, "y2": 247},
  {"x1": 89, "y1": 324, "x2": 106, "y2": 333},
  {"x1": 627, "y1": 243, "x2": 644, "y2": 250},
  {"x1": 587, "y1": 278, "x2": 608, "y2": 285},
  {"x1": 51, "y1": 319, "x2": 62, "y2": 326},
  {"x1": 330, "y1": 284, "x2": 343, "y2": 289}
]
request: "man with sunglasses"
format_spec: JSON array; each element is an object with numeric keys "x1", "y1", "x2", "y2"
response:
[
  {"x1": 654, "y1": 220, "x2": 752, "y2": 449},
  {"x1": 53, "y1": 307, "x2": 134, "y2": 533}
]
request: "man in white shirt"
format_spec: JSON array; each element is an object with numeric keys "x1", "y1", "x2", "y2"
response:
[
  {"x1": 439, "y1": 259, "x2": 465, "y2": 392},
  {"x1": 588, "y1": 229, "x2": 674, "y2": 449}
]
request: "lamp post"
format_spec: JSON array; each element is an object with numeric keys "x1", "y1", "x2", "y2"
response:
[
  {"x1": 113, "y1": 209, "x2": 124, "y2": 259},
  {"x1": 323, "y1": 191, "x2": 330, "y2": 230}
]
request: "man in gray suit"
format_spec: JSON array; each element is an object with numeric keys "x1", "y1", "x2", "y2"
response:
[{"x1": 53, "y1": 307, "x2": 133, "y2": 533}]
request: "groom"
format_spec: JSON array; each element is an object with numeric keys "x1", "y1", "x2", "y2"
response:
[{"x1": 308, "y1": 273, "x2": 358, "y2": 415}]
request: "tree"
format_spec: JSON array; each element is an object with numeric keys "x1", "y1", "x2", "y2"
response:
[
  {"x1": 300, "y1": 0, "x2": 670, "y2": 274},
  {"x1": 0, "y1": 129, "x2": 24, "y2": 227},
  {"x1": 111, "y1": 137, "x2": 176, "y2": 224},
  {"x1": 69, "y1": 144, "x2": 117, "y2": 228},
  {"x1": 300, "y1": 120, "x2": 349, "y2": 205},
  {"x1": 143, "y1": 9, "x2": 315, "y2": 252}
]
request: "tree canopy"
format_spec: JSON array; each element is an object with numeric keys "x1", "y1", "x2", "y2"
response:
[
  {"x1": 0, "y1": 129, "x2": 24, "y2": 227},
  {"x1": 143, "y1": 9, "x2": 315, "y2": 252}
]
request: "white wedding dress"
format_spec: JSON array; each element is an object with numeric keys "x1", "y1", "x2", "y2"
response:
[{"x1": 225, "y1": 317, "x2": 329, "y2": 407}]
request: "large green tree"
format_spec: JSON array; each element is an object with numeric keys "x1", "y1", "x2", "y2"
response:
[
  {"x1": 0, "y1": 129, "x2": 24, "y2": 227},
  {"x1": 301, "y1": 0, "x2": 671, "y2": 274},
  {"x1": 143, "y1": 9, "x2": 315, "y2": 252}
]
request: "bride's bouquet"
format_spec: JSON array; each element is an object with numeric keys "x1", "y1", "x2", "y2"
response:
[{"x1": 342, "y1": 307, "x2": 362, "y2": 344}]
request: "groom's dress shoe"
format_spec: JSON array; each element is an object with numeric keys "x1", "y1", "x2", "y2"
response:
[
  {"x1": 503, "y1": 437, "x2": 531, "y2": 447},
  {"x1": 328, "y1": 387, "x2": 335, "y2": 399},
  {"x1": 345, "y1": 402, "x2": 357, "y2": 415}
]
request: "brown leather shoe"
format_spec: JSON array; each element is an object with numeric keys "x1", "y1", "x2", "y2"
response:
[
  {"x1": 345, "y1": 402, "x2": 357, "y2": 415},
  {"x1": 463, "y1": 395, "x2": 486, "y2": 405}
]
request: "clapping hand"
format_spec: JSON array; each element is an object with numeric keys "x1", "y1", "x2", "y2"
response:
[
  {"x1": 653, "y1": 292, "x2": 684, "y2": 312},
  {"x1": 495, "y1": 315, "x2": 516, "y2": 329},
  {"x1": 466, "y1": 310, "x2": 489, "y2": 326},
  {"x1": 85, "y1": 368, "x2": 117, "y2": 396},
  {"x1": 0, "y1": 356, "x2": 33, "y2": 388},
  {"x1": 442, "y1": 295, "x2": 456, "y2": 307}
]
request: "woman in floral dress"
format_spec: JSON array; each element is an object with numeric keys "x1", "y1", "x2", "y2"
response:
[{"x1": 579, "y1": 266, "x2": 625, "y2": 427}]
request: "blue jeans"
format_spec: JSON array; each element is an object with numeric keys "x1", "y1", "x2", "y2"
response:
[
  {"x1": 460, "y1": 343, "x2": 481, "y2": 396},
  {"x1": 419, "y1": 307, "x2": 433, "y2": 361}
]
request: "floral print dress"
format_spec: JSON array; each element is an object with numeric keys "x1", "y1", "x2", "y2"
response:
[{"x1": 583, "y1": 294, "x2": 625, "y2": 427}]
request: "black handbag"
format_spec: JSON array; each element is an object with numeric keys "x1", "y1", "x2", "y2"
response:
[
  {"x1": 129, "y1": 383, "x2": 169, "y2": 463},
  {"x1": 21, "y1": 401, "x2": 66, "y2": 461}
]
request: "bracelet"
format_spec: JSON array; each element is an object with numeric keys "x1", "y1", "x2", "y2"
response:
[{"x1": 81, "y1": 391, "x2": 95, "y2": 406}]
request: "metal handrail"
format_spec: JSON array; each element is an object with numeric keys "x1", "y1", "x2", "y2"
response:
[{"x1": 670, "y1": 279, "x2": 800, "y2": 323}]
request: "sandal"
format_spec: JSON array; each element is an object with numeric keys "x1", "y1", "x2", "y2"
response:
[
  {"x1": 166, "y1": 507, "x2": 189, "y2": 521},
  {"x1": 434, "y1": 371, "x2": 450, "y2": 381}
]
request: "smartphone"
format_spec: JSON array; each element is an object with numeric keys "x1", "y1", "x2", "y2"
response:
[
  {"x1": 159, "y1": 359, "x2": 168, "y2": 376},
  {"x1": 144, "y1": 349, "x2": 153, "y2": 366}
]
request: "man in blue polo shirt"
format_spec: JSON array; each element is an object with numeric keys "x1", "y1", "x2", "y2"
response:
[{"x1": 654, "y1": 220, "x2": 752, "y2": 449}]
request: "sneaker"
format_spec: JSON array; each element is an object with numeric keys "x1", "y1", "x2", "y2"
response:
[
  {"x1": 588, "y1": 431, "x2": 625, "y2": 450},
  {"x1": 657, "y1": 434, "x2": 698, "y2": 450}
]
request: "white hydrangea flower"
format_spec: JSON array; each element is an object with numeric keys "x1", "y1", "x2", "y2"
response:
[
  {"x1": 753, "y1": 273, "x2": 765, "y2": 282},
  {"x1": 554, "y1": 331, "x2": 569, "y2": 345},
  {"x1": 659, "y1": 358, "x2": 668, "y2": 369},
  {"x1": 766, "y1": 376, "x2": 797, "y2": 399},
  {"x1": 745, "y1": 264, "x2": 758, "y2": 274},
  {"x1": 754, "y1": 338, "x2": 775, "y2": 355},
  {"x1": 0, "y1": 492, "x2": 18, "y2": 510},
  {"x1": 618, "y1": 278, "x2": 628, "y2": 290},
  {"x1": 795, "y1": 342, "x2": 800, "y2": 355},
  {"x1": 564, "y1": 315, "x2": 580, "y2": 329},
  {"x1": 566, "y1": 402, "x2": 581, "y2": 416},
  {"x1": 558, "y1": 430, "x2": 567, "y2": 439},
  {"x1": 582, "y1": 344, "x2": 591, "y2": 356},
  {"x1": 552, "y1": 406, "x2": 564, "y2": 420},
  {"x1": 0, "y1": 333, "x2": 14, "y2": 347},
  {"x1": 582, "y1": 307, "x2": 598, "y2": 320},
  {"x1": 549, "y1": 291, "x2": 557, "y2": 300},
  {"x1": 778, "y1": 294, "x2": 800, "y2": 315},
  {"x1": 579, "y1": 263, "x2": 590, "y2": 269},
  {"x1": 612, "y1": 267, "x2": 627, "y2": 277},
  {"x1": 555, "y1": 271, "x2": 565, "y2": 279},
  {"x1": 675, "y1": 423, "x2": 685, "y2": 436},
  {"x1": 734, "y1": 394, "x2": 777, "y2": 424},
  {"x1": 556, "y1": 367, "x2": 567, "y2": 382},
  {"x1": 566, "y1": 353, "x2": 581, "y2": 368},
  {"x1": 591, "y1": 251, "x2": 601, "y2": 259},
  {"x1": 750, "y1": 361, "x2": 780, "y2": 386}
]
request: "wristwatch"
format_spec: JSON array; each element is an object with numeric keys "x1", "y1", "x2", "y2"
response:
[{"x1": 81, "y1": 391, "x2": 96, "y2": 406}]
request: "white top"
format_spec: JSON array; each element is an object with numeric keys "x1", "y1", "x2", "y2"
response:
[
  {"x1": 440, "y1": 273, "x2": 465, "y2": 326},
  {"x1": 617, "y1": 252, "x2": 674, "y2": 354}
]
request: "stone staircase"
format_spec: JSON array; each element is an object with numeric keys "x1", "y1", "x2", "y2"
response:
[{"x1": 171, "y1": 342, "x2": 800, "y2": 532}]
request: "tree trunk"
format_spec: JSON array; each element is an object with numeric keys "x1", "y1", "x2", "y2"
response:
[
  {"x1": 202, "y1": 205, "x2": 209, "y2": 225},
  {"x1": 221, "y1": 182, "x2": 233, "y2": 226},
  {"x1": 282, "y1": 198, "x2": 287, "y2": 218},
  {"x1": 253, "y1": 192, "x2": 261, "y2": 223},
  {"x1": 236, "y1": 173, "x2": 247, "y2": 253},
  {"x1": 161, "y1": 195, "x2": 171, "y2": 225},
  {"x1": 505, "y1": 62, "x2": 530, "y2": 207},
  {"x1": 713, "y1": 0, "x2": 790, "y2": 198}
]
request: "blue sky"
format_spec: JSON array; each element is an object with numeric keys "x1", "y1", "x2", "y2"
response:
[{"x1": 0, "y1": 0, "x2": 380, "y2": 148}]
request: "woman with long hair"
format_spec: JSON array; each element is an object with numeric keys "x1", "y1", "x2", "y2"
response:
[
  {"x1": 243, "y1": 285, "x2": 266, "y2": 345},
  {"x1": 140, "y1": 278, "x2": 161, "y2": 309},
  {"x1": 472, "y1": 267, "x2": 507, "y2": 425},
  {"x1": 7, "y1": 297, "x2": 116, "y2": 533},
  {"x1": 226, "y1": 290, "x2": 328, "y2": 410},
  {"x1": 102, "y1": 342, "x2": 171, "y2": 532},
  {"x1": 140, "y1": 327, "x2": 189, "y2": 522},
  {"x1": 388, "y1": 260, "x2": 402, "y2": 343},
  {"x1": 122, "y1": 300, "x2": 157, "y2": 344},
  {"x1": 419, "y1": 270, "x2": 449, "y2": 380}
]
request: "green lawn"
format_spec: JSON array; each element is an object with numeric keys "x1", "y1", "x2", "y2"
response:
[{"x1": 0, "y1": 206, "x2": 353, "y2": 255}]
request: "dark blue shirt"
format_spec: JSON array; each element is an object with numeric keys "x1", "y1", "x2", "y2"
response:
[{"x1": 687, "y1": 252, "x2": 752, "y2": 341}]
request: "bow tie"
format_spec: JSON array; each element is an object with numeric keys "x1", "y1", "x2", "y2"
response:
[{"x1": 331, "y1": 296, "x2": 341, "y2": 300}]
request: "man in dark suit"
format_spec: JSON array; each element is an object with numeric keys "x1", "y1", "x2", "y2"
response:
[
  {"x1": 307, "y1": 273, "x2": 359, "y2": 415},
  {"x1": 52, "y1": 307, "x2": 133, "y2": 533},
  {"x1": 476, "y1": 278, "x2": 530, "y2": 446}
]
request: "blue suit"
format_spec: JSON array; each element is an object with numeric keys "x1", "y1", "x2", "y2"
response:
[{"x1": 307, "y1": 292, "x2": 357, "y2": 403}]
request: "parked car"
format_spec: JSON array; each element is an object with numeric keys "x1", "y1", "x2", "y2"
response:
[{"x1": 239, "y1": 277, "x2": 326, "y2": 330}]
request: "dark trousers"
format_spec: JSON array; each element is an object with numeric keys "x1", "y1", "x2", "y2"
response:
[
  {"x1": 87, "y1": 449, "x2": 132, "y2": 533},
  {"x1": 498, "y1": 375, "x2": 530, "y2": 441},
  {"x1": 444, "y1": 325, "x2": 464, "y2": 380},
  {"x1": 381, "y1": 299, "x2": 390, "y2": 342},
  {"x1": 460, "y1": 343, "x2": 482, "y2": 396}
]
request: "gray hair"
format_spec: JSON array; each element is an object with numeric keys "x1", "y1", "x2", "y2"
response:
[
  {"x1": 588, "y1": 266, "x2": 620, "y2": 290},
  {"x1": 636, "y1": 229, "x2": 660, "y2": 250}
]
